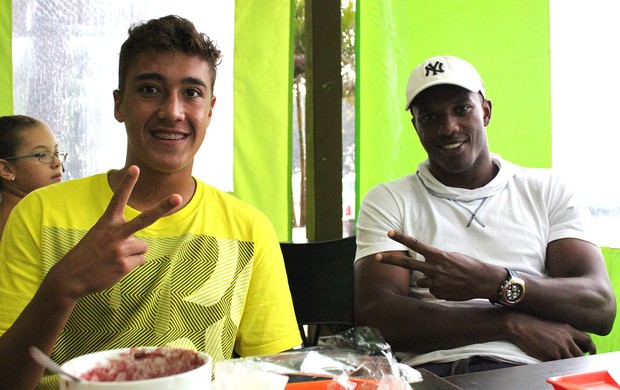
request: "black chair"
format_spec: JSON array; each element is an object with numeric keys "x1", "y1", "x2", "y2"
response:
[{"x1": 280, "y1": 235, "x2": 357, "y2": 347}]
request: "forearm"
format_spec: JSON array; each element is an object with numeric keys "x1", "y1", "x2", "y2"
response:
[
  {"x1": 357, "y1": 293, "x2": 513, "y2": 353},
  {"x1": 512, "y1": 274, "x2": 615, "y2": 335},
  {"x1": 506, "y1": 237, "x2": 618, "y2": 335},
  {"x1": 0, "y1": 278, "x2": 76, "y2": 389}
]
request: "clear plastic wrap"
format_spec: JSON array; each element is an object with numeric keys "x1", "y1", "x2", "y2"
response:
[{"x1": 213, "y1": 327, "x2": 421, "y2": 390}]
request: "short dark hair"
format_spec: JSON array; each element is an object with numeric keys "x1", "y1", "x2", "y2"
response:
[
  {"x1": 117, "y1": 15, "x2": 222, "y2": 93},
  {"x1": 0, "y1": 115, "x2": 42, "y2": 159}
]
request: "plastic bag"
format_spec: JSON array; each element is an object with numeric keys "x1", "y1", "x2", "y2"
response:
[{"x1": 213, "y1": 327, "x2": 421, "y2": 390}]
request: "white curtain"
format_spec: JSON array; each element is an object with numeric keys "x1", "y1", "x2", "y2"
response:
[{"x1": 12, "y1": 0, "x2": 234, "y2": 191}]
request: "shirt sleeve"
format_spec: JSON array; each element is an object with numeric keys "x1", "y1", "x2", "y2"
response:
[
  {"x1": 234, "y1": 212, "x2": 302, "y2": 356},
  {"x1": 355, "y1": 183, "x2": 409, "y2": 262},
  {"x1": 546, "y1": 172, "x2": 596, "y2": 245}
]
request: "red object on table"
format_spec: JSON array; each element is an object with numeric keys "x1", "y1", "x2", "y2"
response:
[{"x1": 547, "y1": 370, "x2": 620, "y2": 390}]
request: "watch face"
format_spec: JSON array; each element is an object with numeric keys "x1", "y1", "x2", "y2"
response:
[{"x1": 505, "y1": 283, "x2": 524, "y2": 303}]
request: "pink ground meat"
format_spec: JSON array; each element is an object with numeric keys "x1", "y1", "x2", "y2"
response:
[{"x1": 80, "y1": 347, "x2": 205, "y2": 381}]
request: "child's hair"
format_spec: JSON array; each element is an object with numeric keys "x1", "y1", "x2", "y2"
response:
[{"x1": 0, "y1": 115, "x2": 43, "y2": 159}]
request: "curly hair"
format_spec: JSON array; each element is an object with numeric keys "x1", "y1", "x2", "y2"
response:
[{"x1": 117, "y1": 15, "x2": 222, "y2": 94}]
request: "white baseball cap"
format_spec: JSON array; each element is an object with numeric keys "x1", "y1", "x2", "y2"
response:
[{"x1": 405, "y1": 55, "x2": 485, "y2": 111}]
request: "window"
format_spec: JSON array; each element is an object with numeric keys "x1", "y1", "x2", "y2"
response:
[
  {"x1": 12, "y1": 0, "x2": 234, "y2": 191},
  {"x1": 291, "y1": 0, "x2": 356, "y2": 241},
  {"x1": 550, "y1": 0, "x2": 620, "y2": 248}
]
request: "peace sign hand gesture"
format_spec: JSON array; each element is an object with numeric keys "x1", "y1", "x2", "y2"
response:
[
  {"x1": 45, "y1": 165, "x2": 183, "y2": 302},
  {"x1": 376, "y1": 230, "x2": 504, "y2": 301}
]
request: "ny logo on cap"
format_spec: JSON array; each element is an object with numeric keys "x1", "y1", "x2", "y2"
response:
[{"x1": 424, "y1": 61, "x2": 445, "y2": 77}]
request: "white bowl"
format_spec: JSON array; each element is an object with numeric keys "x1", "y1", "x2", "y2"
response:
[{"x1": 59, "y1": 347, "x2": 212, "y2": 389}]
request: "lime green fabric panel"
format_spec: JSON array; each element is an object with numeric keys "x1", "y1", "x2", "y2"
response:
[
  {"x1": 591, "y1": 247, "x2": 620, "y2": 352},
  {"x1": 233, "y1": 0, "x2": 292, "y2": 241},
  {"x1": 357, "y1": 1, "x2": 422, "y2": 201},
  {"x1": 0, "y1": 0, "x2": 12, "y2": 115},
  {"x1": 358, "y1": 0, "x2": 551, "y2": 200}
]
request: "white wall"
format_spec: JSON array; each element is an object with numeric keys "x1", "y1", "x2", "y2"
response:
[{"x1": 550, "y1": 0, "x2": 620, "y2": 247}]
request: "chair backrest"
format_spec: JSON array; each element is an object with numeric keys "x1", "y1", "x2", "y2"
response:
[{"x1": 280, "y1": 236, "x2": 357, "y2": 346}]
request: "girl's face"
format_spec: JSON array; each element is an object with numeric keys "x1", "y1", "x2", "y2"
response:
[{"x1": 2, "y1": 123, "x2": 63, "y2": 196}]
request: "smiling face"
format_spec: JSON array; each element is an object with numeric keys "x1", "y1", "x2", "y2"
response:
[
  {"x1": 411, "y1": 84, "x2": 494, "y2": 188},
  {"x1": 113, "y1": 50, "x2": 216, "y2": 175},
  {"x1": 1, "y1": 123, "x2": 63, "y2": 195}
]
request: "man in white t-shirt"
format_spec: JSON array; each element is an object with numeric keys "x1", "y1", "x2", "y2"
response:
[{"x1": 353, "y1": 55, "x2": 616, "y2": 376}]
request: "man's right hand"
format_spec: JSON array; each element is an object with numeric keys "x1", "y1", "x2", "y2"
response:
[
  {"x1": 507, "y1": 311, "x2": 596, "y2": 361},
  {"x1": 44, "y1": 165, "x2": 182, "y2": 301}
]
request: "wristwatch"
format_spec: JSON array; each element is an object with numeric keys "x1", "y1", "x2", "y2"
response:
[{"x1": 490, "y1": 268, "x2": 525, "y2": 307}]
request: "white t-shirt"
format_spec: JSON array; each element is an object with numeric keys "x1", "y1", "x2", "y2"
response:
[{"x1": 355, "y1": 154, "x2": 596, "y2": 366}]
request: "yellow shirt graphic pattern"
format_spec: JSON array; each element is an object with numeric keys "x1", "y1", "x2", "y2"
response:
[{"x1": 0, "y1": 173, "x2": 301, "y2": 389}]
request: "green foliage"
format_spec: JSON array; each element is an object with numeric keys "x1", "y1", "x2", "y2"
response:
[{"x1": 293, "y1": 0, "x2": 356, "y2": 99}]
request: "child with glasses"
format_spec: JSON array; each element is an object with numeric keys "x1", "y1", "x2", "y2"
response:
[{"x1": 0, "y1": 115, "x2": 67, "y2": 239}]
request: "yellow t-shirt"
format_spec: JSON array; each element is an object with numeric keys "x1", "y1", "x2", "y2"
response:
[{"x1": 0, "y1": 173, "x2": 301, "y2": 388}]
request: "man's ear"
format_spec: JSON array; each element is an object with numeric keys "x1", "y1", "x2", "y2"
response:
[
  {"x1": 483, "y1": 99, "x2": 492, "y2": 126},
  {"x1": 409, "y1": 108, "x2": 420, "y2": 132},
  {"x1": 411, "y1": 117, "x2": 419, "y2": 131},
  {"x1": 207, "y1": 95, "x2": 216, "y2": 122},
  {"x1": 113, "y1": 89, "x2": 124, "y2": 123}
]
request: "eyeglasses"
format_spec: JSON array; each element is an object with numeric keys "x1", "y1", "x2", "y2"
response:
[{"x1": 5, "y1": 151, "x2": 68, "y2": 164}]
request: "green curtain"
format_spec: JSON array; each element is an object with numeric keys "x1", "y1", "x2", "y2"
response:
[
  {"x1": 0, "y1": 0, "x2": 11, "y2": 115},
  {"x1": 232, "y1": 0, "x2": 293, "y2": 241}
]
